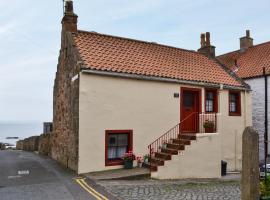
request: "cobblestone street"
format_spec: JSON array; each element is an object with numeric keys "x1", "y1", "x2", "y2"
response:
[{"x1": 98, "y1": 179, "x2": 240, "y2": 200}]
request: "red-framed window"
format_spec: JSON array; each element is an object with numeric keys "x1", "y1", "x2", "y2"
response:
[
  {"x1": 229, "y1": 91, "x2": 241, "y2": 116},
  {"x1": 205, "y1": 89, "x2": 218, "y2": 113},
  {"x1": 105, "y1": 130, "x2": 133, "y2": 166}
]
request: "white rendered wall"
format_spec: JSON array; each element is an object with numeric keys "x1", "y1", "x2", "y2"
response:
[{"x1": 245, "y1": 77, "x2": 270, "y2": 161}]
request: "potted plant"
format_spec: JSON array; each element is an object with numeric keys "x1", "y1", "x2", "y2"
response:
[
  {"x1": 136, "y1": 156, "x2": 143, "y2": 168},
  {"x1": 143, "y1": 154, "x2": 150, "y2": 164},
  {"x1": 203, "y1": 120, "x2": 215, "y2": 133},
  {"x1": 122, "y1": 151, "x2": 135, "y2": 169}
]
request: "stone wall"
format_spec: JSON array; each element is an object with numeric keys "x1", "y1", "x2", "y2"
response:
[
  {"x1": 51, "y1": 31, "x2": 80, "y2": 171},
  {"x1": 0, "y1": 143, "x2": 6, "y2": 150},
  {"x1": 19, "y1": 136, "x2": 40, "y2": 151},
  {"x1": 38, "y1": 133, "x2": 52, "y2": 156},
  {"x1": 245, "y1": 77, "x2": 270, "y2": 160},
  {"x1": 16, "y1": 140, "x2": 23, "y2": 150}
]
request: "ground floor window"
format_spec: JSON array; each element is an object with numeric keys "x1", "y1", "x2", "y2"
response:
[{"x1": 105, "y1": 130, "x2": 133, "y2": 166}]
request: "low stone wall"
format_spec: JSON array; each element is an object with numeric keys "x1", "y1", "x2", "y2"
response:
[
  {"x1": 16, "y1": 140, "x2": 24, "y2": 150},
  {"x1": 17, "y1": 136, "x2": 40, "y2": 151},
  {"x1": 0, "y1": 143, "x2": 6, "y2": 150},
  {"x1": 38, "y1": 133, "x2": 52, "y2": 156}
]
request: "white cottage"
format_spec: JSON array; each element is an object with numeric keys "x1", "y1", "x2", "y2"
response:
[{"x1": 52, "y1": 1, "x2": 252, "y2": 179}]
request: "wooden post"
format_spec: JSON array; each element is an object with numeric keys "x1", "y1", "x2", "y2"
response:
[{"x1": 242, "y1": 127, "x2": 260, "y2": 200}]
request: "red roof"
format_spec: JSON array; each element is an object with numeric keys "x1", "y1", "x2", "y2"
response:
[
  {"x1": 72, "y1": 30, "x2": 245, "y2": 87},
  {"x1": 217, "y1": 41, "x2": 270, "y2": 79}
]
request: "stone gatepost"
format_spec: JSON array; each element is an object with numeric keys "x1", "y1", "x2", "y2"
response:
[{"x1": 242, "y1": 127, "x2": 260, "y2": 200}]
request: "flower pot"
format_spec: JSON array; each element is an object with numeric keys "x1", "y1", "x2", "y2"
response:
[
  {"x1": 205, "y1": 127, "x2": 214, "y2": 133},
  {"x1": 144, "y1": 158, "x2": 149, "y2": 164},
  {"x1": 124, "y1": 160, "x2": 133, "y2": 169}
]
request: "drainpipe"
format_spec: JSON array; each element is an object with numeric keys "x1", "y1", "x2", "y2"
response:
[{"x1": 263, "y1": 67, "x2": 268, "y2": 183}]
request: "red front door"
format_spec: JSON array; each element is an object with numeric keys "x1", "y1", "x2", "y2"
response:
[{"x1": 180, "y1": 88, "x2": 201, "y2": 133}]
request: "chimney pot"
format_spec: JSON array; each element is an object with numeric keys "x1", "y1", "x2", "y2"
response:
[
  {"x1": 200, "y1": 34, "x2": 206, "y2": 47},
  {"x1": 205, "y1": 32, "x2": 211, "y2": 46},
  {"x1": 62, "y1": 0, "x2": 78, "y2": 33},
  {"x1": 240, "y1": 30, "x2": 253, "y2": 52},
  {"x1": 198, "y1": 32, "x2": 215, "y2": 58},
  {"x1": 246, "y1": 30, "x2": 250, "y2": 38},
  {"x1": 65, "y1": 0, "x2": 74, "y2": 14}
]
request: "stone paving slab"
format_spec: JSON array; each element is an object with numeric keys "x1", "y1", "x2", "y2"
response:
[
  {"x1": 85, "y1": 167, "x2": 150, "y2": 180},
  {"x1": 98, "y1": 179, "x2": 241, "y2": 200}
]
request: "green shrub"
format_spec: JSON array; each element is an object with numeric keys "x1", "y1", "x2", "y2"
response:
[{"x1": 260, "y1": 176, "x2": 270, "y2": 197}]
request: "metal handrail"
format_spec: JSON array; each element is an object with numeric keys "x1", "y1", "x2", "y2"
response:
[{"x1": 147, "y1": 112, "x2": 217, "y2": 168}]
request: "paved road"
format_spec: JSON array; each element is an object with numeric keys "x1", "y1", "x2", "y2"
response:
[{"x1": 0, "y1": 150, "x2": 116, "y2": 200}]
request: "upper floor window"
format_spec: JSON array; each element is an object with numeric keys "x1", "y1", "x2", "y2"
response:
[
  {"x1": 205, "y1": 89, "x2": 218, "y2": 113},
  {"x1": 229, "y1": 91, "x2": 241, "y2": 116}
]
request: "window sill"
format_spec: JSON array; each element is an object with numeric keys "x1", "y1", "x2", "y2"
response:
[
  {"x1": 105, "y1": 160, "x2": 124, "y2": 166},
  {"x1": 229, "y1": 113, "x2": 241, "y2": 116}
]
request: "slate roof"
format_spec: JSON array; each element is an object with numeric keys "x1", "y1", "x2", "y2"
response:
[
  {"x1": 217, "y1": 41, "x2": 270, "y2": 79},
  {"x1": 72, "y1": 30, "x2": 246, "y2": 88}
]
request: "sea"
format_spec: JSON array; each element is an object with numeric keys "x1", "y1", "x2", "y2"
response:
[{"x1": 0, "y1": 121, "x2": 43, "y2": 147}]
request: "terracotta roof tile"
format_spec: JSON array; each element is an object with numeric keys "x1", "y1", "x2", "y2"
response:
[
  {"x1": 72, "y1": 30, "x2": 244, "y2": 87},
  {"x1": 217, "y1": 42, "x2": 270, "y2": 78}
]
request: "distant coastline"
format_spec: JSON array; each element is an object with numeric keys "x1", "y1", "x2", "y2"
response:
[{"x1": 0, "y1": 121, "x2": 43, "y2": 146}]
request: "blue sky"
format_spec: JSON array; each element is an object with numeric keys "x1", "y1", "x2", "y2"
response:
[{"x1": 0, "y1": 0, "x2": 269, "y2": 122}]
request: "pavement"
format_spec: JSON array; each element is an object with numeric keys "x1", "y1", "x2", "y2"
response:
[
  {"x1": 0, "y1": 150, "x2": 117, "y2": 200},
  {"x1": 85, "y1": 167, "x2": 150, "y2": 180},
  {"x1": 98, "y1": 179, "x2": 240, "y2": 200}
]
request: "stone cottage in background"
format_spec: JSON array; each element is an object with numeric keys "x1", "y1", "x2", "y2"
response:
[
  {"x1": 217, "y1": 31, "x2": 270, "y2": 160},
  {"x1": 51, "y1": 0, "x2": 252, "y2": 179}
]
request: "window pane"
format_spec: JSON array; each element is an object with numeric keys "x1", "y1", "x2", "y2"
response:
[
  {"x1": 230, "y1": 94, "x2": 236, "y2": 102},
  {"x1": 184, "y1": 92, "x2": 194, "y2": 107},
  {"x1": 206, "y1": 100, "x2": 213, "y2": 112},
  {"x1": 108, "y1": 147, "x2": 117, "y2": 159},
  {"x1": 206, "y1": 92, "x2": 214, "y2": 100},
  {"x1": 117, "y1": 146, "x2": 127, "y2": 158},
  {"x1": 230, "y1": 102, "x2": 236, "y2": 112},
  {"x1": 118, "y1": 134, "x2": 128, "y2": 146},
  {"x1": 108, "y1": 135, "x2": 117, "y2": 147}
]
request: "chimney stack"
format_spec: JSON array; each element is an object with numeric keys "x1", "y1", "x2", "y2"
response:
[
  {"x1": 62, "y1": 0, "x2": 78, "y2": 33},
  {"x1": 198, "y1": 32, "x2": 216, "y2": 58},
  {"x1": 240, "y1": 30, "x2": 253, "y2": 52}
]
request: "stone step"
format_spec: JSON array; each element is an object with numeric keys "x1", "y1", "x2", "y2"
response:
[
  {"x1": 172, "y1": 138, "x2": 191, "y2": 145},
  {"x1": 150, "y1": 157, "x2": 165, "y2": 166},
  {"x1": 144, "y1": 163, "x2": 158, "y2": 172},
  {"x1": 161, "y1": 148, "x2": 178, "y2": 155},
  {"x1": 178, "y1": 134, "x2": 196, "y2": 140},
  {"x1": 166, "y1": 143, "x2": 185, "y2": 150},
  {"x1": 155, "y1": 152, "x2": 172, "y2": 160}
]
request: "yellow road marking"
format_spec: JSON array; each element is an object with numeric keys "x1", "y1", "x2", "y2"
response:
[{"x1": 75, "y1": 178, "x2": 109, "y2": 200}]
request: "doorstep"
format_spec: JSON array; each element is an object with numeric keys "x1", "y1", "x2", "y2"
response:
[{"x1": 84, "y1": 167, "x2": 150, "y2": 180}]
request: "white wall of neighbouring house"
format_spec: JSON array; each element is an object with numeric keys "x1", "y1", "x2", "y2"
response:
[
  {"x1": 245, "y1": 77, "x2": 270, "y2": 161},
  {"x1": 78, "y1": 73, "x2": 252, "y2": 174}
]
